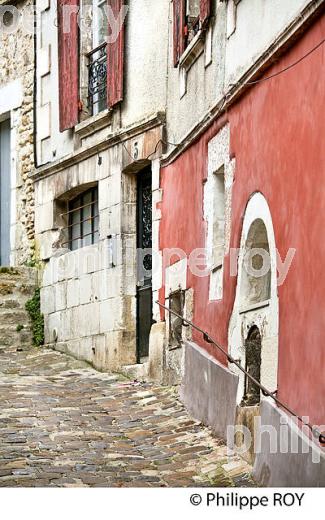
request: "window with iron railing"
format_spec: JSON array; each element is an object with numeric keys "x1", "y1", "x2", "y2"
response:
[
  {"x1": 87, "y1": 42, "x2": 107, "y2": 116},
  {"x1": 87, "y1": 0, "x2": 108, "y2": 116},
  {"x1": 68, "y1": 187, "x2": 99, "y2": 251}
]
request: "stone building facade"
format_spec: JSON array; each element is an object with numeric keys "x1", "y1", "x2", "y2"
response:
[
  {"x1": 32, "y1": 0, "x2": 168, "y2": 372},
  {"x1": 0, "y1": 0, "x2": 35, "y2": 266},
  {"x1": 156, "y1": 0, "x2": 325, "y2": 486}
]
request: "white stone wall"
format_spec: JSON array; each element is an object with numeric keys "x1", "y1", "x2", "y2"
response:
[
  {"x1": 35, "y1": 0, "x2": 170, "y2": 165},
  {"x1": 0, "y1": 0, "x2": 35, "y2": 264},
  {"x1": 165, "y1": 1, "x2": 227, "y2": 146},
  {"x1": 120, "y1": 0, "x2": 169, "y2": 128},
  {"x1": 36, "y1": 0, "x2": 72, "y2": 165},
  {"x1": 36, "y1": 143, "x2": 155, "y2": 370},
  {"x1": 225, "y1": 0, "x2": 312, "y2": 87}
]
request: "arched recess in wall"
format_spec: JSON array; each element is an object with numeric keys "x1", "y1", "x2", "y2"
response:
[{"x1": 228, "y1": 192, "x2": 279, "y2": 405}]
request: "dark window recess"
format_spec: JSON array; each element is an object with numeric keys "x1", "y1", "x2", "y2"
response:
[
  {"x1": 242, "y1": 326, "x2": 262, "y2": 406},
  {"x1": 185, "y1": 0, "x2": 201, "y2": 46},
  {"x1": 173, "y1": 1, "x2": 212, "y2": 66},
  {"x1": 68, "y1": 187, "x2": 99, "y2": 251},
  {"x1": 169, "y1": 290, "x2": 185, "y2": 350},
  {"x1": 87, "y1": 43, "x2": 107, "y2": 115}
]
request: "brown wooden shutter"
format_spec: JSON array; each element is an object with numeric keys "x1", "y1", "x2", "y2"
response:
[
  {"x1": 200, "y1": 0, "x2": 212, "y2": 27},
  {"x1": 173, "y1": 0, "x2": 185, "y2": 67},
  {"x1": 57, "y1": 0, "x2": 79, "y2": 132},
  {"x1": 107, "y1": 0, "x2": 126, "y2": 107}
]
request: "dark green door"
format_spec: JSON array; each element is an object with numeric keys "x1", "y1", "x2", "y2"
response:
[{"x1": 136, "y1": 168, "x2": 152, "y2": 362}]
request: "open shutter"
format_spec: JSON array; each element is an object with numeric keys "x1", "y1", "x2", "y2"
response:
[
  {"x1": 173, "y1": 0, "x2": 185, "y2": 67},
  {"x1": 57, "y1": 0, "x2": 79, "y2": 132},
  {"x1": 200, "y1": 0, "x2": 212, "y2": 27},
  {"x1": 107, "y1": 0, "x2": 125, "y2": 107}
]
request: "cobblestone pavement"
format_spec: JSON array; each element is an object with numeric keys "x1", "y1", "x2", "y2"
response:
[{"x1": 0, "y1": 347, "x2": 255, "y2": 487}]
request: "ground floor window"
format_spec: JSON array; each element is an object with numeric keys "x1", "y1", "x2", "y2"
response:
[{"x1": 69, "y1": 187, "x2": 99, "y2": 250}]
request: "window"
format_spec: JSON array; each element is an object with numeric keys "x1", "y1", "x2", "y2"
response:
[
  {"x1": 185, "y1": 0, "x2": 201, "y2": 47},
  {"x1": 169, "y1": 290, "x2": 185, "y2": 350},
  {"x1": 212, "y1": 166, "x2": 225, "y2": 267},
  {"x1": 242, "y1": 326, "x2": 262, "y2": 406},
  {"x1": 68, "y1": 187, "x2": 99, "y2": 251},
  {"x1": 58, "y1": 0, "x2": 126, "y2": 131},
  {"x1": 207, "y1": 165, "x2": 226, "y2": 301},
  {"x1": 173, "y1": 0, "x2": 212, "y2": 66},
  {"x1": 88, "y1": 0, "x2": 109, "y2": 115}
]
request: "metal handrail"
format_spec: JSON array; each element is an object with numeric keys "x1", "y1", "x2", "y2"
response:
[
  {"x1": 156, "y1": 300, "x2": 324, "y2": 444},
  {"x1": 86, "y1": 41, "x2": 107, "y2": 60}
]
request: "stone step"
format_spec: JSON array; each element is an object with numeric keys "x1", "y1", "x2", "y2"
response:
[
  {"x1": 0, "y1": 309, "x2": 31, "y2": 326},
  {"x1": 0, "y1": 266, "x2": 37, "y2": 282},
  {"x1": 0, "y1": 279, "x2": 36, "y2": 295},
  {"x1": 0, "y1": 331, "x2": 33, "y2": 348},
  {"x1": 0, "y1": 267, "x2": 37, "y2": 351},
  {"x1": 0, "y1": 299, "x2": 22, "y2": 309},
  {"x1": 121, "y1": 362, "x2": 149, "y2": 381}
]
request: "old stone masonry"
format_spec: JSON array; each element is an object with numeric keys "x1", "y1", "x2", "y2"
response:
[{"x1": 0, "y1": 346, "x2": 254, "y2": 488}]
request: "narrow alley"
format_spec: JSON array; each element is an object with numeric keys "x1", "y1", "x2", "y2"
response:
[{"x1": 0, "y1": 347, "x2": 254, "y2": 488}]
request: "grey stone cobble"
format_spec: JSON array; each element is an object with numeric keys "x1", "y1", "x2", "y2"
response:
[{"x1": 0, "y1": 346, "x2": 256, "y2": 487}]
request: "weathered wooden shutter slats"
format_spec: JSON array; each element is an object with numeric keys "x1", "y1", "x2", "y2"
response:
[
  {"x1": 200, "y1": 0, "x2": 212, "y2": 27},
  {"x1": 173, "y1": 0, "x2": 185, "y2": 67},
  {"x1": 107, "y1": 0, "x2": 125, "y2": 107},
  {"x1": 57, "y1": 0, "x2": 79, "y2": 132}
]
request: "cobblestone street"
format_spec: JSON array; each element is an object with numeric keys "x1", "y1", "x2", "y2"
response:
[{"x1": 0, "y1": 347, "x2": 254, "y2": 487}]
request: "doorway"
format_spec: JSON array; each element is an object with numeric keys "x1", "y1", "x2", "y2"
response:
[
  {"x1": 0, "y1": 118, "x2": 11, "y2": 266},
  {"x1": 136, "y1": 167, "x2": 152, "y2": 362}
]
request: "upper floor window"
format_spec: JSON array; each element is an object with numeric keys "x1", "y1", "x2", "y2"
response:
[
  {"x1": 87, "y1": 42, "x2": 108, "y2": 116},
  {"x1": 68, "y1": 187, "x2": 99, "y2": 251},
  {"x1": 58, "y1": 0, "x2": 126, "y2": 132},
  {"x1": 173, "y1": 0, "x2": 212, "y2": 66},
  {"x1": 88, "y1": 0, "x2": 109, "y2": 115},
  {"x1": 185, "y1": 0, "x2": 201, "y2": 46}
]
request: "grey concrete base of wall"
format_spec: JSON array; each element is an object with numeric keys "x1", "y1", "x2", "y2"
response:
[
  {"x1": 253, "y1": 399, "x2": 325, "y2": 486},
  {"x1": 180, "y1": 341, "x2": 239, "y2": 440},
  {"x1": 180, "y1": 341, "x2": 325, "y2": 486}
]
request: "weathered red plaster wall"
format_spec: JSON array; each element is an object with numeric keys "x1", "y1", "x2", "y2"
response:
[{"x1": 159, "y1": 16, "x2": 325, "y2": 426}]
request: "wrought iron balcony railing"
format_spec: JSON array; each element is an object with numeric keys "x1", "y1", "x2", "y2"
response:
[{"x1": 87, "y1": 42, "x2": 107, "y2": 115}]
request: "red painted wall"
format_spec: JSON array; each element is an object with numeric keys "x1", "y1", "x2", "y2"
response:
[{"x1": 159, "y1": 16, "x2": 325, "y2": 427}]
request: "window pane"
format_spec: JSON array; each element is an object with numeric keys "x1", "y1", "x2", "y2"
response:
[
  {"x1": 93, "y1": 197, "x2": 99, "y2": 243},
  {"x1": 70, "y1": 195, "x2": 82, "y2": 251},
  {"x1": 82, "y1": 191, "x2": 92, "y2": 246},
  {"x1": 68, "y1": 188, "x2": 99, "y2": 250}
]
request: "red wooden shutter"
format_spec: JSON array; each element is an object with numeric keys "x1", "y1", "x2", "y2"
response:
[
  {"x1": 173, "y1": 0, "x2": 185, "y2": 67},
  {"x1": 200, "y1": 0, "x2": 212, "y2": 27},
  {"x1": 107, "y1": 0, "x2": 126, "y2": 107},
  {"x1": 57, "y1": 0, "x2": 79, "y2": 132}
]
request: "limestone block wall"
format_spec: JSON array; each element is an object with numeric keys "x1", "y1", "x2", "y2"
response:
[
  {"x1": 36, "y1": 145, "x2": 138, "y2": 370},
  {"x1": 0, "y1": 0, "x2": 35, "y2": 264}
]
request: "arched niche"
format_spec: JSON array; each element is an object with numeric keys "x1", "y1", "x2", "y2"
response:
[
  {"x1": 240, "y1": 218, "x2": 271, "y2": 308},
  {"x1": 228, "y1": 193, "x2": 279, "y2": 404}
]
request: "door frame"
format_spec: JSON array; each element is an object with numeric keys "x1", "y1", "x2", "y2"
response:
[
  {"x1": 0, "y1": 116, "x2": 12, "y2": 266},
  {"x1": 136, "y1": 166, "x2": 153, "y2": 363}
]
